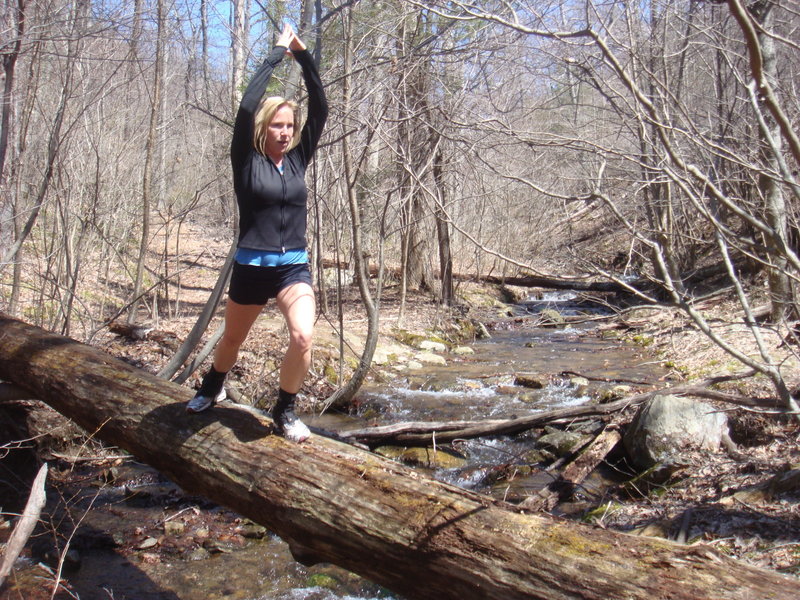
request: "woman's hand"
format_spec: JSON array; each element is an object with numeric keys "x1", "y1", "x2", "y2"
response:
[
  {"x1": 288, "y1": 30, "x2": 306, "y2": 52},
  {"x1": 276, "y1": 23, "x2": 307, "y2": 53},
  {"x1": 276, "y1": 23, "x2": 293, "y2": 49}
]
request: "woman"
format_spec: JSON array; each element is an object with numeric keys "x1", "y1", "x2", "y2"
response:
[{"x1": 187, "y1": 24, "x2": 327, "y2": 444}]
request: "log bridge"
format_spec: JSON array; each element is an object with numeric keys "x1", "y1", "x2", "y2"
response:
[{"x1": 0, "y1": 313, "x2": 794, "y2": 600}]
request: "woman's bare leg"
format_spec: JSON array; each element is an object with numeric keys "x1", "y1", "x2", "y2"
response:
[
  {"x1": 275, "y1": 282, "x2": 315, "y2": 394},
  {"x1": 213, "y1": 300, "x2": 265, "y2": 373}
]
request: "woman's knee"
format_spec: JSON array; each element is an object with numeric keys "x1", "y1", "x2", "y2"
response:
[
  {"x1": 290, "y1": 327, "x2": 314, "y2": 353},
  {"x1": 220, "y1": 329, "x2": 248, "y2": 350}
]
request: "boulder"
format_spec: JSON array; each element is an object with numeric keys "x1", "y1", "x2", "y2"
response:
[
  {"x1": 416, "y1": 352, "x2": 447, "y2": 366},
  {"x1": 623, "y1": 395, "x2": 728, "y2": 469},
  {"x1": 419, "y1": 340, "x2": 447, "y2": 353}
]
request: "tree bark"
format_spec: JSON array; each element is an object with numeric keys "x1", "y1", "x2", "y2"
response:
[{"x1": 0, "y1": 313, "x2": 795, "y2": 600}]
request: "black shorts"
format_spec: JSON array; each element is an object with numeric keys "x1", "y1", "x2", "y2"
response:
[{"x1": 228, "y1": 262, "x2": 313, "y2": 305}]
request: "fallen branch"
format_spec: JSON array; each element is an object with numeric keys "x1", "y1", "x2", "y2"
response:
[
  {"x1": 0, "y1": 463, "x2": 48, "y2": 586},
  {"x1": 520, "y1": 427, "x2": 622, "y2": 512}
]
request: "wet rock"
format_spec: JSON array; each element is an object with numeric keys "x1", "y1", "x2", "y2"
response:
[
  {"x1": 568, "y1": 376, "x2": 590, "y2": 395},
  {"x1": 536, "y1": 428, "x2": 590, "y2": 457},
  {"x1": 539, "y1": 308, "x2": 566, "y2": 328},
  {"x1": 452, "y1": 346, "x2": 474, "y2": 355},
  {"x1": 596, "y1": 384, "x2": 632, "y2": 403},
  {"x1": 164, "y1": 521, "x2": 185, "y2": 536},
  {"x1": 239, "y1": 522, "x2": 268, "y2": 539},
  {"x1": 518, "y1": 392, "x2": 542, "y2": 404},
  {"x1": 188, "y1": 547, "x2": 211, "y2": 561},
  {"x1": 522, "y1": 449, "x2": 551, "y2": 464},
  {"x1": 138, "y1": 537, "x2": 159, "y2": 550},
  {"x1": 306, "y1": 573, "x2": 341, "y2": 590},
  {"x1": 202, "y1": 533, "x2": 244, "y2": 553},
  {"x1": 514, "y1": 374, "x2": 547, "y2": 389},
  {"x1": 474, "y1": 321, "x2": 491, "y2": 339},
  {"x1": 495, "y1": 385, "x2": 522, "y2": 395},
  {"x1": 374, "y1": 446, "x2": 467, "y2": 469},
  {"x1": 139, "y1": 552, "x2": 161, "y2": 564},
  {"x1": 623, "y1": 394, "x2": 729, "y2": 469}
]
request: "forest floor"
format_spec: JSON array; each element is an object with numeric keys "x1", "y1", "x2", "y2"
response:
[{"x1": 3, "y1": 224, "x2": 800, "y2": 596}]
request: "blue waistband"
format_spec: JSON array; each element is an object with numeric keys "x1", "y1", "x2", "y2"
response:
[{"x1": 235, "y1": 247, "x2": 308, "y2": 267}]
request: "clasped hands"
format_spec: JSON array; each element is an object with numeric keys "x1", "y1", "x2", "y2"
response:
[{"x1": 277, "y1": 23, "x2": 306, "y2": 53}]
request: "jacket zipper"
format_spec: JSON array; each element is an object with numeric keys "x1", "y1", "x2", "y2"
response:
[{"x1": 279, "y1": 163, "x2": 286, "y2": 253}]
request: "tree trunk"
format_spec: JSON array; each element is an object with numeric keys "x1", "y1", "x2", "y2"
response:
[
  {"x1": 433, "y1": 149, "x2": 454, "y2": 306},
  {"x1": 323, "y1": 8, "x2": 379, "y2": 411},
  {"x1": 129, "y1": 0, "x2": 165, "y2": 324},
  {"x1": 750, "y1": 1, "x2": 792, "y2": 322},
  {"x1": 0, "y1": 313, "x2": 795, "y2": 599}
]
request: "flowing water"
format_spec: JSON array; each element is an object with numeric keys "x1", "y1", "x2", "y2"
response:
[{"x1": 19, "y1": 295, "x2": 666, "y2": 600}]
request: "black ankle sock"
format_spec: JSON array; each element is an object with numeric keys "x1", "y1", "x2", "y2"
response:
[
  {"x1": 273, "y1": 388, "x2": 296, "y2": 415},
  {"x1": 198, "y1": 366, "x2": 227, "y2": 396}
]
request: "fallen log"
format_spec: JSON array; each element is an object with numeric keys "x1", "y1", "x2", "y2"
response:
[
  {"x1": 320, "y1": 258, "x2": 631, "y2": 293},
  {"x1": 0, "y1": 313, "x2": 795, "y2": 600}
]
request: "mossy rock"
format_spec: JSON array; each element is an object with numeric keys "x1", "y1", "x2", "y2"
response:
[
  {"x1": 595, "y1": 384, "x2": 631, "y2": 403},
  {"x1": 306, "y1": 573, "x2": 340, "y2": 589},
  {"x1": 323, "y1": 363, "x2": 338, "y2": 385},
  {"x1": 374, "y1": 446, "x2": 467, "y2": 469},
  {"x1": 535, "y1": 429, "x2": 590, "y2": 457},
  {"x1": 582, "y1": 502, "x2": 623, "y2": 523},
  {"x1": 539, "y1": 308, "x2": 566, "y2": 328}
]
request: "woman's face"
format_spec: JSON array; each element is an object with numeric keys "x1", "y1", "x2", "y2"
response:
[{"x1": 265, "y1": 104, "x2": 295, "y2": 159}]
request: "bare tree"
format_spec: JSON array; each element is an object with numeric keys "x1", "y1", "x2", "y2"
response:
[{"x1": 407, "y1": 0, "x2": 800, "y2": 412}]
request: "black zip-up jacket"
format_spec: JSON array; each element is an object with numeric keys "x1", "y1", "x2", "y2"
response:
[{"x1": 231, "y1": 46, "x2": 328, "y2": 253}]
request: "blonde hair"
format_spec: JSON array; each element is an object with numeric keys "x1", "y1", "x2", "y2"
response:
[{"x1": 253, "y1": 96, "x2": 301, "y2": 157}]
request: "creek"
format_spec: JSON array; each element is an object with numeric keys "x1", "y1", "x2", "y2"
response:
[{"x1": 15, "y1": 295, "x2": 666, "y2": 600}]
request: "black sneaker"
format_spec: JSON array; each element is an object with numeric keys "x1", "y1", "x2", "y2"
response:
[
  {"x1": 186, "y1": 388, "x2": 225, "y2": 413},
  {"x1": 272, "y1": 408, "x2": 311, "y2": 442}
]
